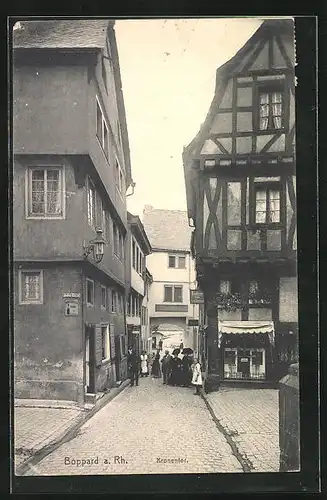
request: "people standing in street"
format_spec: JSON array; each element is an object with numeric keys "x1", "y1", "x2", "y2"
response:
[
  {"x1": 140, "y1": 351, "x2": 149, "y2": 377},
  {"x1": 168, "y1": 353, "x2": 182, "y2": 386},
  {"x1": 181, "y1": 354, "x2": 192, "y2": 387},
  {"x1": 161, "y1": 350, "x2": 172, "y2": 384},
  {"x1": 128, "y1": 346, "x2": 141, "y2": 387},
  {"x1": 151, "y1": 350, "x2": 161, "y2": 378},
  {"x1": 191, "y1": 358, "x2": 203, "y2": 395},
  {"x1": 158, "y1": 338, "x2": 163, "y2": 351},
  {"x1": 179, "y1": 339, "x2": 184, "y2": 351}
]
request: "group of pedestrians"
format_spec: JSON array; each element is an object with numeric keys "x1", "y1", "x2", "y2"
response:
[{"x1": 127, "y1": 346, "x2": 203, "y2": 395}]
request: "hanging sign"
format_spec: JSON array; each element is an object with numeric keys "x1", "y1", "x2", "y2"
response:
[
  {"x1": 190, "y1": 289, "x2": 204, "y2": 304},
  {"x1": 63, "y1": 292, "x2": 81, "y2": 298}
]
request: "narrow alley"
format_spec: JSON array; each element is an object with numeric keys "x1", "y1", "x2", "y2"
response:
[{"x1": 24, "y1": 378, "x2": 243, "y2": 476}]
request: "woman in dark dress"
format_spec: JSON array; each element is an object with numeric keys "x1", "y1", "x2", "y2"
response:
[
  {"x1": 151, "y1": 351, "x2": 161, "y2": 378},
  {"x1": 181, "y1": 354, "x2": 192, "y2": 387},
  {"x1": 168, "y1": 354, "x2": 182, "y2": 386}
]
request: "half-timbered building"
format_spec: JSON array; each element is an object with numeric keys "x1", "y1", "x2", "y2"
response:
[{"x1": 183, "y1": 19, "x2": 297, "y2": 387}]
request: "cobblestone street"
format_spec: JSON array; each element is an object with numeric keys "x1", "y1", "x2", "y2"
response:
[{"x1": 24, "y1": 377, "x2": 243, "y2": 476}]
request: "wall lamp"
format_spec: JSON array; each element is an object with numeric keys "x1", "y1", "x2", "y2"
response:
[{"x1": 83, "y1": 229, "x2": 106, "y2": 263}]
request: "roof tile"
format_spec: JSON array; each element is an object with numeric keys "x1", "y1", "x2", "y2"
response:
[
  {"x1": 142, "y1": 205, "x2": 192, "y2": 252},
  {"x1": 13, "y1": 20, "x2": 110, "y2": 49}
]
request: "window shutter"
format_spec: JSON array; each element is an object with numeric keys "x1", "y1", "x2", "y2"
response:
[
  {"x1": 95, "y1": 325, "x2": 103, "y2": 367},
  {"x1": 110, "y1": 324, "x2": 116, "y2": 358}
]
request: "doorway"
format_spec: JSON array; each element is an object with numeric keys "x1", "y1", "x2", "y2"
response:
[
  {"x1": 114, "y1": 335, "x2": 121, "y2": 382},
  {"x1": 85, "y1": 325, "x2": 96, "y2": 393},
  {"x1": 237, "y1": 349, "x2": 251, "y2": 379}
]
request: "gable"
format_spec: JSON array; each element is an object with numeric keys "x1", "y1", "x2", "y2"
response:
[{"x1": 194, "y1": 23, "x2": 295, "y2": 159}]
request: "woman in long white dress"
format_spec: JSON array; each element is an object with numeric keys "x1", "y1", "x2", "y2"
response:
[
  {"x1": 191, "y1": 358, "x2": 203, "y2": 395},
  {"x1": 140, "y1": 351, "x2": 149, "y2": 377}
]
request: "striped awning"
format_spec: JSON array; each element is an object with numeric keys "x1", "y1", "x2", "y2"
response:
[{"x1": 218, "y1": 321, "x2": 275, "y2": 346}]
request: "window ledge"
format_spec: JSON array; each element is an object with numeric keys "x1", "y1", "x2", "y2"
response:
[
  {"x1": 19, "y1": 301, "x2": 43, "y2": 305},
  {"x1": 25, "y1": 215, "x2": 65, "y2": 220},
  {"x1": 101, "y1": 357, "x2": 111, "y2": 366}
]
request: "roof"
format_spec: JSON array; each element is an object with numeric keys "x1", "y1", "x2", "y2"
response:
[
  {"x1": 127, "y1": 212, "x2": 152, "y2": 255},
  {"x1": 13, "y1": 20, "x2": 113, "y2": 49},
  {"x1": 142, "y1": 205, "x2": 192, "y2": 252}
]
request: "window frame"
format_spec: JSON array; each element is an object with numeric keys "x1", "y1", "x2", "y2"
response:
[
  {"x1": 252, "y1": 181, "x2": 282, "y2": 227},
  {"x1": 101, "y1": 324, "x2": 111, "y2": 363},
  {"x1": 87, "y1": 177, "x2": 96, "y2": 228},
  {"x1": 100, "y1": 285, "x2": 107, "y2": 310},
  {"x1": 18, "y1": 269, "x2": 44, "y2": 305},
  {"x1": 96, "y1": 96, "x2": 110, "y2": 161},
  {"x1": 86, "y1": 278, "x2": 95, "y2": 307},
  {"x1": 254, "y1": 81, "x2": 287, "y2": 133},
  {"x1": 111, "y1": 289, "x2": 117, "y2": 313},
  {"x1": 168, "y1": 255, "x2": 176, "y2": 268},
  {"x1": 25, "y1": 166, "x2": 66, "y2": 220},
  {"x1": 164, "y1": 285, "x2": 183, "y2": 303}
]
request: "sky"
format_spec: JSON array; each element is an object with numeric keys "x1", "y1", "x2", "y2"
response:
[{"x1": 115, "y1": 18, "x2": 264, "y2": 218}]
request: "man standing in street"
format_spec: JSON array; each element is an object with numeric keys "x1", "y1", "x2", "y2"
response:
[
  {"x1": 161, "y1": 350, "x2": 172, "y2": 384},
  {"x1": 128, "y1": 346, "x2": 141, "y2": 387}
]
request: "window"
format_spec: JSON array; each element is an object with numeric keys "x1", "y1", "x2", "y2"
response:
[
  {"x1": 103, "y1": 122, "x2": 109, "y2": 158},
  {"x1": 258, "y1": 88, "x2": 283, "y2": 130},
  {"x1": 168, "y1": 255, "x2": 186, "y2": 269},
  {"x1": 111, "y1": 290, "x2": 117, "y2": 313},
  {"x1": 101, "y1": 57, "x2": 108, "y2": 94},
  {"x1": 27, "y1": 167, "x2": 64, "y2": 218},
  {"x1": 101, "y1": 325, "x2": 110, "y2": 361},
  {"x1": 106, "y1": 288, "x2": 111, "y2": 311},
  {"x1": 96, "y1": 100, "x2": 103, "y2": 142},
  {"x1": 132, "y1": 240, "x2": 136, "y2": 269},
  {"x1": 220, "y1": 280, "x2": 232, "y2": 295},
  {"x1": 105, "y1": 211, "x2": 110, "y2": 243},
  {"x1": 164, "y1": 285, "x2": 183, "y2": 303},
  {"x1": 168, "y1": 256, "x2": 176, "y2": 268},
  {"x1": 19, "y1": 270, "x2": 43, "y2": 304},
  {"x1": 101, "y1": 209, "x2": 106, "y2": 239},
  {"x1": 113, "y1": 222, "x2": 118, "y2": 255},
  {"x1": 96, "y1": 97, "x2": 109, "y2": 160},
  {"x1": 255, "y1": 185, "x2": 280, "y2": 224},
  {"x1": 87, "y1": 178, "x2": 96, "y2": 227},
  {"x1": 86, "y1": 279, "x2": 94, "y2": 306},
  {"x1": 115, "y1": 158, "x2": 125, "y2": 195},
  {"x1": 178, "y1": 256, "x2": 186, "y2": 269},
  {"x1": 101, "y1": 286, "x2": 106, "y2": 309}
]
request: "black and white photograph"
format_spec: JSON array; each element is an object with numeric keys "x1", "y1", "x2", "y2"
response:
[{"x1": 10, "y1": 15, "x2": 311, "y2": 487}]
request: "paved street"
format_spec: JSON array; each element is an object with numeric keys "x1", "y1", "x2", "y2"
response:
[
  {"x1": 24, "y1": 377, "x2": 243, "y2": 476},
  {"x1": 207, "y1": 388, "x2": 280, "y2": 472}
]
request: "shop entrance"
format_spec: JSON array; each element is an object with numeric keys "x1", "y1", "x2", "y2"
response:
[{"x1": 237, "y1": 349, "x2": 251, "y2": 378}]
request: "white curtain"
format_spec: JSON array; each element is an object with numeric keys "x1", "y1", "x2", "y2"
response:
[
  {"x1": 47, "y1": 170, "x2": 61, "y2": 214},
  {"x1": 255, "y1": 190, "x2": 267, "y2": 223},
  {"x1": 269, "y1": 190, "x2": 280, "y2": 222},
  {"x1": 31, "y1": 170, "x2": 45, "y2": 213},
  {"x1": 259, "y1": 93, "x2": 269, "y2": 130},
  {"x1": 272, "y1": 92, "x2": 282, "y2": 129}
]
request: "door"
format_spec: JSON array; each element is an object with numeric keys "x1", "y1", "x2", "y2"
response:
[
  {"x1": 114, "y1": 335, "x2": 121, "y2": 382},
  {"x1": 85, "y1": 325, "x2": 95, "y2": 393},
  {"x1": 237, "y1": 349, "x2": 251, "y2": 379}
]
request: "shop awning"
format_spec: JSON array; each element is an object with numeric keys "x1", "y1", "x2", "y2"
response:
[{"x1": 218, "y1": 321, "x2": 275, "y2": 346}]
